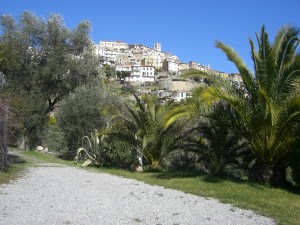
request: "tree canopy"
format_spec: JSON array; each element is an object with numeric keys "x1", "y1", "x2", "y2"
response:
[{"x1": 0, "y1": 11, "x2": 100, "y2": 113}]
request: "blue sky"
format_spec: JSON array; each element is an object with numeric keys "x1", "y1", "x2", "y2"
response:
[{"x1": 1, "y1": 0, "x2": 300, "y2": 73}]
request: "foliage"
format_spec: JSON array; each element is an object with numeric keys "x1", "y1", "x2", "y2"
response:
[
  {"x1": 99, "y1": 136, "x2": 137, "y2": 169},
  {"x1": 0, "y1": 87, "x2": 47, "y2": 149},
  {"x1": 102, "y1": 64, "x2": 115, "y2": 78},
  {"x1": 58, "y1": 79, "x2": 122, "y2": 158},
  {"x1": 183, "y1": 25, "x2": 300, "y2": 184},
  {"x1": 42, "y1": 123, "x2": 67, "y2": 152},
  {"x1": 0, "y1": 11, "x2": 100, "y2": 147},
  {"x1": 163, "y1": 150, "x2": 200, "y2": 171},
  {"x1": 116, "y1": 71, "x2": 131, "y2": 79},
  {"x1": 111, "y1": 94, "x2": 187, "y2": 169},
  {"x1": 74, "y1": 130, "x2": 101, "y2": 166},
  {"x1": 166, "y1": 100, "x2": 250, "y2": 177},
  {"x1": 189, "y1": 103, "x2": 250, "y2": 176},
  {"x1": 74, "y1": 126, "x2": 137, "y2": 169}
]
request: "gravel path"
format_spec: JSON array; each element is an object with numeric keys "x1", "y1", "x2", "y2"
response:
[{"x1": 0, "y1": 163, "x2": 275, "y2": 225}]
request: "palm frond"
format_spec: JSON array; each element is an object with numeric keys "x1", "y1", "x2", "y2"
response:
[
  {"x1": 274, "y1": 25, "x2": 300, "y2": 74},
  {"x1": 276, "y1": 55, "x2": 300, "y2": 100},
  {"x1": 257, "y1": 88, "x2": 282, "y2": 125},
  {"x1": 215, "y1": 41, "x2": 256, "y2": 96},
  {"x1": 164, "y1": 95, "x2": 210, "y2": 128}
]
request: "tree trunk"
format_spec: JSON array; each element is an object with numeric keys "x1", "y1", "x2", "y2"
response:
[
  {"x1": 0, "y1": 101, "x2": 9, "y2": 170},
  {"x1": 249, "y1": 161, "x2": 286, "y2": 184},
  {"x1": 249, "y1": 162, "x2": 273, "y2": 183}
]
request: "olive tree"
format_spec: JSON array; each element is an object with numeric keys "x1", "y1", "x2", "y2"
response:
[
  {"x1": 58, "y1": 79, "x2": 122, "y2": 158},
  {"x1": 0, "y1": 11, "x2": 100, "y2": 148}
]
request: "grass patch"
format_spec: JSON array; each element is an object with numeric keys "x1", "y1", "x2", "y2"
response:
[
  {"x1": 0, "y1": 154, "x2": 28, "y2": 185},
  {"x1": 20, "y1": 151, "x2": 74, "y2": 166},
  {"x1": 0, "y1": 164, "x2": 26, "y2": 185}
]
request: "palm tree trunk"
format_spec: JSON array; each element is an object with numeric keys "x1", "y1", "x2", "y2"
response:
[{"x1": 249, "y1": 161, "x2": 286, "y2": 184}]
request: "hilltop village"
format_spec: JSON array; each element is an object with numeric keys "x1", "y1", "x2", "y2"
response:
[{"x1": 93, "y1": 41, "x2": 242, "y2": 101}]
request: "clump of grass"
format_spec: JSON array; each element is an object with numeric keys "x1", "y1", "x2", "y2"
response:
[{"x1": 0, "y1": 154, "x2": 28, "y2": 185}]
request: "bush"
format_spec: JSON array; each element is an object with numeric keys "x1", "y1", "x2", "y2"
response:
[
  {"x1": 57, "y1": 79, "x2": 122, "y2": 158},
  {"x1": 42, "y1": 124, "x2": 67, "y2": 152},
  {"x1": 163, "y1": 150, "x2": 200, "y2": 170},
  {"x1": 100, "y1": 138, "x2": 137, "y2": 169}
]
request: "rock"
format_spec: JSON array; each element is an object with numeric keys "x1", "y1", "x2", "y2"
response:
[
  {"x1": 36, "y1": 146, "x2": 43, "y2": 151},
  {"x1": 136, "y1": 166, "x2": 143, "y2": 172}
]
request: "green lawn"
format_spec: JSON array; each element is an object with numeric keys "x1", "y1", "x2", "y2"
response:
[{"x1": 2, "y1": 151, "x2": 300, "y2": 225}]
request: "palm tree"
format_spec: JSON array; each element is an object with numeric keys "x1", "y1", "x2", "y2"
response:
[
  {"x1": 184, "y1": 25, "x2": 300, "y2": 184},
  {"x1": 114, "y1": 94, "x2": 186, "y2": 169},
  {"x1": 186, "y1": 102, "x2": 249, "y2": 176}
]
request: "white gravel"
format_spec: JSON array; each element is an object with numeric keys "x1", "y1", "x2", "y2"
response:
[{"x1": 0, "y1": 163, "x2": 276, "y2": 225}]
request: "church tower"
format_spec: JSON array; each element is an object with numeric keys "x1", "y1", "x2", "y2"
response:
[{"x1": 154, "y1": 42, "x2": 161, "y2": 52}]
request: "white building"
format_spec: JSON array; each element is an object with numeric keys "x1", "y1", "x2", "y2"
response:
[
  {"x1": 172, "y1": 91, "x2": 192, "y2": 102},
  {"x1": 115, "y1": 64, "x2": 132, "y2": 72},
  {"x1": 99, "y1": 41, "x2": 128, "y2": 52},
  {"x1": 158, "y1": 79, "x2": 200, "y2": 102},
  {"x1": 118, "y1": 65, "x2": 156, "y2": 83},
  {"x1": 163, "y1": 60, "x2": 179, "y2": 75},
  {"x1": 115, "y1": 64, "x2": 156, "y2": 83}
]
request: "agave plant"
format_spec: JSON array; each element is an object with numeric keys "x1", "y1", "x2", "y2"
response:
[{"x1": 74, "y1": 129, "x2": 101, "y2": 166}]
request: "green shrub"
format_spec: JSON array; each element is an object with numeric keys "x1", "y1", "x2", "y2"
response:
[
  {"x1": 42, "y1": 124, "x2": 67, "y2": 152},
  {"x1": 100, "y1": 139, "x2": 137, "y2": 169},
  {"x1": 58, "y1": 79, "x2": 122, "y2": 158}
]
